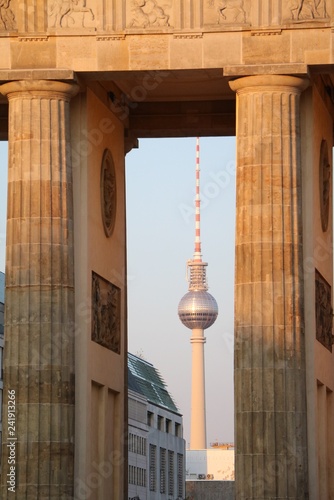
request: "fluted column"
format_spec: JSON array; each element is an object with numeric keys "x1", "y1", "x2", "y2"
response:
[
  {"x1": 229, "y1": 75, "x2": 309, "y2": 499},
  {"x1": 0, "y1": 80, "x2": 79, "y2": 498},
  {"x1": 190, "y1": 328, "x2": 206, "y2": 449}
]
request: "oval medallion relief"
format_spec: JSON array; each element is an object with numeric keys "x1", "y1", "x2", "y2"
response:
[
  {"x1": 101, "y1": 149, "x2": 117, "y2": 237},
  {"x1": 319, "y1": 139, "x2": 331, "y2": 232}
]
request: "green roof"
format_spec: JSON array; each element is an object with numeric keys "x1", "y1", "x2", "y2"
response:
[{"x1": 128, "y1": 353, "x2": 179, "y2": 413}]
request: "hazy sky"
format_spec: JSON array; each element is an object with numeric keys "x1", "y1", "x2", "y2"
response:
[
  {"x1": 0, "y1": 136, "x2": 236, "y2": 447},
  {"x1": 126, "y1": 137, "x2": 236, "y2": 446}
]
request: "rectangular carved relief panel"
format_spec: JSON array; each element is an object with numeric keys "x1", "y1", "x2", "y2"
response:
[
  {"x1": 126, "y1": 0, "x2": 172, "y2": 29},
  {"x1": 92, "y1": 271, "x2": 121, "y2": 354},
  {"x1": 48, "y1": 0, "x2": 97, "y2": 29},
  {"x1": 282, "y1": 0, "x2": 329, "y2": 23},
  {"x1": 203, "y1": 0, "x2": 250, "y2": 26},
  {"x1": 315, "y1": 269, "x2": 333, "y2": 352},
  {"x1": 0, "y1": 0, "x2": 17, "y2": 31}
]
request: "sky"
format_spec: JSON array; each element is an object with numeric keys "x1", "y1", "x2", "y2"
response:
[{"x1": 0, "y1": 136, "x2": 236, "y2": 448}]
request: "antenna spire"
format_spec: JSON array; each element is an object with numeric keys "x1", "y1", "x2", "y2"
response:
[
  {"x1": 194, "y1": 137, "x2": 202, "y2": 262},
  {"x1": 186, "y1": 137, "x2": 207, "y2": 291}
]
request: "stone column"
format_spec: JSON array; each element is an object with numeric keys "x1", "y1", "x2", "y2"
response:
[
  {"x1": 0, "y1": 80, "x2": 79, "y2": 498},
  {"x1": 229, "y1": 75, "x2": 309, "y2": 499}
]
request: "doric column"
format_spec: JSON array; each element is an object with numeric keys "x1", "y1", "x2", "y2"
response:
[
  {"x1": 0, "y1": 80, "x2": 79, "y2": 498},
  {"x1": 229, "y1": 75, "x2": 309, "y2": 498}
]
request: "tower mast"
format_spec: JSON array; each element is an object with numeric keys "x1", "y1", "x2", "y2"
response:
[
  {"x1": 178, "y1": 137, "x2": 218, "y2": 450},
  {"x1": 194, "y1": 137, "x2": 201, "y2": 261}
]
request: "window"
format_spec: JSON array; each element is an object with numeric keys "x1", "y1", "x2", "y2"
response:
[
  {"x1": 177, "y1": 453, "x2": 184, "y2": 498},
  {"x1": 128, "y1": 465, "x2": 146, "y2": 487},
  {"x1": 141, "y1": 436, "x2": 147, "y2": 456},
  {"x1": 128, "y1": 433, "x2": 147, "y2": 455},
  {"x1": 166, "y1": 418, "x2": 171, "y2": 433},
  {"x1": 168, "y1": 450, "x2": 174, "y2": 496},
  {"x1": 147, "y1": 411, "x2": 154, "y2": 427},
  {"x1": 175, "y1": 422, "x2": 181, "y2": 437},
  {"x1": 157, "y1": 415, "x2": 164, "y2": 431},
  {"x1": 128, "y1": 433, "x2": 133, "y2": 452},
  {"x1": 129, "y1": 465, "x2": 134, "y2": 485},
  {"x1": 149, "y1": 444, "x2": 157, "y2": 491},
  {"x1": 160, "y1": 447, "x2": 166, "y2": 493}
]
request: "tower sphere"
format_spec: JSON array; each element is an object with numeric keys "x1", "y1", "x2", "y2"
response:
[{"x1": 178, "y1": 290, "x2": 218, "y2": 330}]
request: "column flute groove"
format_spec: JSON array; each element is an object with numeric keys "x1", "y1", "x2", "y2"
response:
[
  {"x1": 0, "y1": 79, "x2": 79, "y2": 499},
  {"x1": 230, "y1": 75, "x2": 309, "y2": 499}
]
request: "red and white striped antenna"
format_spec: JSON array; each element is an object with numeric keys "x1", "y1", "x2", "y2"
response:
[
  {"x1": 186, "y1": 137, "x2": 208, "y2": 290},
  {"x1": 194, "y1": 137, "x2": 202, "y2": 262}
]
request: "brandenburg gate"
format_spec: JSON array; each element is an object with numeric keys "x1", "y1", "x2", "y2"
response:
[{"x1": 0, "y1": 0, "x2": 333, "y2": 498}]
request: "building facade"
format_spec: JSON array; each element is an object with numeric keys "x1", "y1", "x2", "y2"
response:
[{"x1": 128, "y1": 353, "x2": 186, "y2": 500}]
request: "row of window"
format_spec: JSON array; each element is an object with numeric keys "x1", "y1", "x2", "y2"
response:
[
  {"x1": 147, "y1": 412, "x2": 182, "y2": 437},
  {"x1": 128, "y1": 432, "x2": 146, "y2": 456},
  {"x1": 128, "y1": 465, "x2": 146, "y2": 487},
  {"x1": 149, "y1": 445, "x2": 184, "y2": 498}
]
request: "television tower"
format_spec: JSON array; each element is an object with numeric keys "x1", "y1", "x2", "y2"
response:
[{"x1": 178, "y1": 137, "x2": 218, "y2": 450}]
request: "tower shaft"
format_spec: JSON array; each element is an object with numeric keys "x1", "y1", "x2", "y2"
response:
[{"x1": 190, "y1": 328, "x2": 207, "y2": 449}]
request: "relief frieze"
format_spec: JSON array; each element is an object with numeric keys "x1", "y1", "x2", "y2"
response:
[
  {"x1": 205, "y1": 0, "x2": 249, "y2": 25},
  {"x1": 92, "y1": 272, "x2": 121, "y2": 354},
  {"x1": 0, "y1": 0, "x2": 16, "y2": 31},
  {"x1": 319, "y1": 139, "x2": 331, "y2": 232},
  {"x1": 127, "y1": 0, "x2": 171, "y2": 29},
  {"x1": 315, "y1": 269, "x2": 334, "y2": 352},
  {"x1": 49, "y1": 0, "x2": 95, "y2": 28},
  {"x1": 6, "y1": 0, "x2": 332, "y2": 34},
  {"x1": 286, "y1": 0, "x2": 328, "y2": 21}
]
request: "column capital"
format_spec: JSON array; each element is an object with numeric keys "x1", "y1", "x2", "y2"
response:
[
  {"x1": 229, "y1": 74, "x2": 309, "y2": 95},
  {"x1": 0, "y1": 79, "x2": 80, "y2": 101}
]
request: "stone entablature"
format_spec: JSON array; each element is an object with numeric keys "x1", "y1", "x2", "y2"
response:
[
  {"x1": 0, "y1": 0, "x2": 331, "y2": 34},
  {"x1": 0, "y1": 0, "x2": 331, "y2": 78}
]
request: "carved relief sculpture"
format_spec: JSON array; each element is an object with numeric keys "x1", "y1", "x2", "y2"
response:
[
  {"x1": 0, "y1": 0, "x2": 16, "y2": 31},
  {"x1": 319, "y1": 139, "x2": 331, "y2": 232},
  {"x1": 101, "y1": 149, "x2": 117, "y2": 238},
  {"x1": 128, "y1": 0, "x2": 170, "y2": 28},
  {"x1": 315, "y1": 269, "x2": 333, "y2": 352},
  {"x1": 288, "y1": 0, "x2": 328, "y2": 21},
  {"x1": 49, "y1": 0, "x2": 95, "y2": 28},
  {"x1": 216, "y1": 0, "x2": 247, "y2": 24},
  {"x1": 92, "y1": 272, "x2": 121, "y2": 354}
]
